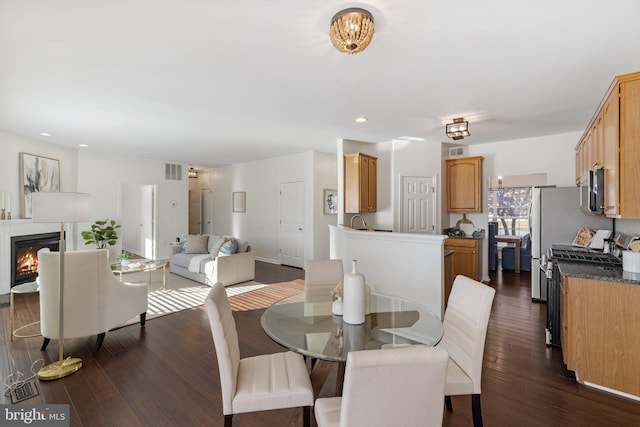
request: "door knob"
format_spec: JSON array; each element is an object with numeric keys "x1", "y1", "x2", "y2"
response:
[{"x1": 298, "y1": 228, "x2": 303, "y2": 231}]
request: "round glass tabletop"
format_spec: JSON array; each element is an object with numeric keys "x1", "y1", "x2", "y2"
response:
[{"x1": 260, "y1": 291, "x2": 443, "y2": 362}]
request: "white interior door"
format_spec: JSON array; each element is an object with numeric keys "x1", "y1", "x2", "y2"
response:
[
  {"x1": 120, "y1": 183, "x2": 156, "y2": 259},
  {"x1": 401, "y1": 175, "x2": 437, "y2": 234},
  {"x1": 280, "y1": 181, "x2": 304, "y2": 268},
  {"x1": 189, "y1": 189, "x2": 202, "y2": 234},
  {"x1": 201, "y1": 188, "x2": 213, "y2": 235}
]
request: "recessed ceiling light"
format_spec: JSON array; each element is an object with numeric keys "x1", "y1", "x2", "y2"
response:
[
  {"x1": 39, "y1": 132, "x2": 52, "y2": 137},
  {"x1": 78, "y1": 144, "x2": 89, "y2": 148},
  {"x1": 398, "y1": 136, "x2": 426, "y2": 141},
  {"x1": 354, "y1": 117, "x2": 368, "y2": 123}
]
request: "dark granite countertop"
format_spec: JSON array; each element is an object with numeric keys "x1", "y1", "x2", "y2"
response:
[{"x1": 557, "y1": 261, "x2": 640, "y2": 285}]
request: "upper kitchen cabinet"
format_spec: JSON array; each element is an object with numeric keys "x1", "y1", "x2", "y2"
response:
[
  {"x1": 446, "y1": 156, "x2": 484, "y2": 212},
  {"x1": 344, "y1": 152, "x2": 377, "y2": 213},
  {"x1": 576, "y1": 71, "x2": 640, "y2": 218}
]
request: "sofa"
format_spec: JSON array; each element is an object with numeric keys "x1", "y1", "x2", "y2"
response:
[{"x1": 169, "y1": 234, "x2": 255, "y2": 286}]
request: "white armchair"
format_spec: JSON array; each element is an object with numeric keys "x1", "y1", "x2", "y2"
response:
[{"x1": 38, "y1": 248, "x2": 148, "y2": 352}]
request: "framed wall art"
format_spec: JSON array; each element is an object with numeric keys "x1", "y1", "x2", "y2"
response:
[
  {"x1": 19, "y1": 152, "x2": 61, "y2": 218},
  {"x1": 324, "y1": 189, "x2": 338, "y2": 214},
  {"x1": 233, "y1": 191, "x2": 246, "y2": 213}
]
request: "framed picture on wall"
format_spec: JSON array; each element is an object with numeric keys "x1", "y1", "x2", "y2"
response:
[
  {"x1": 19, "y1": 152, "x2": 61, "y2": 218},
  {"x1": 233, "y1": 191, "x2": 246, "y2": 213},
  {"x1": 324, "y1": 189, "x2": 338, "y2": 214}
]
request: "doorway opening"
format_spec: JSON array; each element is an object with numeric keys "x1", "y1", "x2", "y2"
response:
[{"x1": 120, "y1": 183, "x2": 157, "y2": 260}]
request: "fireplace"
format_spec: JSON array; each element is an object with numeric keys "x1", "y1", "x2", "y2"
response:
[{"x1": 11, "y1": 232, "x2": 61, "y2": 288}]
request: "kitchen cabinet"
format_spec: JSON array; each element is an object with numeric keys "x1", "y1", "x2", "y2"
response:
[
  {"x1": 560, "y1": 275, "x2": 640, "y2": 397},
  {"x1": 444, "y1": 251, "x2": 454, "y2": 308},
  {"x1": 344, "y1": 152, "x2": 377, "y2": 213},
  {"x1": 446, "y1": 156, "x2": 483, "y2": 212},
  {"x1": 444, "y1": 237, "x2": 483, "y2": 282},
  {"x1": 575, "y1": 71, "x2": 640, "y2": 218}
]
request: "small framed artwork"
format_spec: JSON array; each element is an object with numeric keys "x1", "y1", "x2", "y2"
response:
[
  {"x1": 233, "y1": 191, "x2": 246, "y2": 213},
  {"x1": 19, "y1": 152, "x2": 61, "y2": 218},
  {"x1": 324, "y1": 189, "x2": 338, "y2": 214}
]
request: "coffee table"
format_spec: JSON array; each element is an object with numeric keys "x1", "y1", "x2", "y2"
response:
[
  {"x1": 111, "y1": 260, "x2": 168, "y2": 291},
  {"x1": 10, "y1": 281, "x2": 41, "y2": 341}
]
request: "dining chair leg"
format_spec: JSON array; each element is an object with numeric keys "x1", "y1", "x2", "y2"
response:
[
  {"x1": 303, "y1": 406, "x2": 311, "y2": 427},
  {"x1": 472, "y1": 394, "x2": 483, "y2": 427},
  {"x1": 224, "y1": 414, "x2": 233, "y2": 427},
  {"x1": 140, "y1": 312, "x2": 146, "y2": 327},
  {"x1": 445, "y1": 395, "x2": 452, "y2": 411}
]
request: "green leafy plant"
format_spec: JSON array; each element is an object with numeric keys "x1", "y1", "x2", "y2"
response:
[
  {"x1": 117, "y1": 250, "x2": 135, "y2": 261},
  {"x1": 81, "y1": 219, "x2": 121, "y2": 249}
]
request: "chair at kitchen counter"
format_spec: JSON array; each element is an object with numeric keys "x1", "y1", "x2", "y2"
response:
[{"x1": 502, "y1": 233, "x2": 532, "y2": 271}]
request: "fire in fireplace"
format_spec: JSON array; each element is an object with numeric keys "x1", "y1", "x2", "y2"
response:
[{"x1": 11, "y1": 232, "x2": 61, "y2": 287}]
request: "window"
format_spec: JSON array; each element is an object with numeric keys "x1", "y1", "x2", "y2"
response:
[{"x1": 488, "y1": 187, "x2": 532, "y2": 236}]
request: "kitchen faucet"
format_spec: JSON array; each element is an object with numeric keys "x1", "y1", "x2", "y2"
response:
[{"x1": 350, "y1": 214, "x2": 367, "y2": 229}]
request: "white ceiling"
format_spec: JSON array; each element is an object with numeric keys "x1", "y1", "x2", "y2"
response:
[{"x1": 1, "y1": 0, "x2": 639, "y2": 168}]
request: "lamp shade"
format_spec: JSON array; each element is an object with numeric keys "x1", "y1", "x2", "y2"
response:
[{"x1": 32, "y1": 192, "x2": 91, "y2": 223}]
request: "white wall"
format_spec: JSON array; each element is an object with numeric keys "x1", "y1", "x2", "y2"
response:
[
  {"x1": 76, "y1": 150, "x2": 188, "y2": 260},
  {"x1": 392, "y1": 139, "x2": 444, "y2": 233},
  {"x1": 0, "y1": 129, "x2": 78, "y2": 218},
  {"x1": 210, "y1": 151, "x2": 337, "y2": 264}
]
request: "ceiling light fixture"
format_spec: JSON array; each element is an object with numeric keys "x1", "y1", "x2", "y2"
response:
[
  {"x1": 445, "y1": 118, "x2": 470, "y2": 140},
  {"x1": 354, "y1": 117, "x2": 368, "y2": 123},
  {"x1": 39, "y1": 132, "x2": 52, "y2": 137},
  {"x1": 330, "y1": 8, "x2": 375, "y2": 54},
  {"x1": 188, "y1": 168, "x2": 198, "y2": 179},
  {"x1": 78, "y1": 144, "x2": 89, "y2": 148}
]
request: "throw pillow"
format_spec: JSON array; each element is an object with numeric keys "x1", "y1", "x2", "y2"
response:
[
  {"x1": 219, "y1": 239, "x2": 238, "y2": 255},
  {"x1": 184, "y1": 234, "x2": 209, "y2": 254},
  {"x1": 210, "y1": 236, "x2": 230, "y2": 259},
  {"x1": 236, "y1": 239, "x2": 249, "y2": 253}
]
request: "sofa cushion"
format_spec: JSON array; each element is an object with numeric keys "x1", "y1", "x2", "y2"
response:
[
  {"x1": 207, "y1": 235, "x2": 221, "y2": 252},
  {"x1": 171, "y1": 252, "x2": 196, "y2": 269},
  {"x1": 219, "y1": 239, "x2": 238, "y2": 255},
  {"x1": 184, "y1": 234, "x2": 209, "y2": 254},
  {"x1": 236, "y1": 238, "x2": 249, "y2": 253}
]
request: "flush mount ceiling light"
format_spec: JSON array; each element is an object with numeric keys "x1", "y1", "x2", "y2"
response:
[
  {"x1": 354, "y1": 117, "x2": 368, "y2": 123},
  {"x1": 445, "y1": 118, "x2": 470, "y2": 140},
  {"x1": 330, "y1": 8, "x2": 375, "y2": 54},
  {"x1": 188, "y1": 168, "x2": 198, "y2": 179}
]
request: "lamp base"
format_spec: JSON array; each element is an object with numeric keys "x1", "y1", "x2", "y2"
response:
[{"x1": 37, "y1": 357, "x2": 82, "y2": 381}]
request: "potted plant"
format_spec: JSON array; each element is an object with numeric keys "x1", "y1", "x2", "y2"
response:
[
  {"x1": 81, "y1": 219, "x2": 121, "y2": 249},
  {"x1": 117, "y1": 250, "x2": 135, "y2": 267}
]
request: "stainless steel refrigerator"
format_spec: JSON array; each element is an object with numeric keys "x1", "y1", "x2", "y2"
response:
[{"x1": 530, "y1": 186, "x2": 612, "y2": 300}]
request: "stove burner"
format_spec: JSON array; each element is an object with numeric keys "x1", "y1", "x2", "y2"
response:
[{"x1": 550, "y1": 245, "x2": 622, "y2": 266}]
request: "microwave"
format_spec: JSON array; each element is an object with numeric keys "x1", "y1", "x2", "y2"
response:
[{"x1": 580, "y1": 168, "x2": 605, "y2": 214}]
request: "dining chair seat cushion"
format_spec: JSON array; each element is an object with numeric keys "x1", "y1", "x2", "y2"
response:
[
  {"x1": 233, "y1": 351, "x2": 314, "y2": 414},
  {"x1": 314, "y1": 397, "x2": 341, "y2": 427},
  {"x1": 444, "y1": 358, "x2": 474, "y2": 395}
]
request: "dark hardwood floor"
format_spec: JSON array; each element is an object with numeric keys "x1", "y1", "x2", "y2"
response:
[{"x1": 2, "y1": 261, "x2": 639, "y2": 426}]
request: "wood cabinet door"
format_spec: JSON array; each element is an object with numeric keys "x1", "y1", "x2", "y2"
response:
[
  {"x1": 366, "y1": 157, "x2": 377, "y2": 212},
  {"x1": 344, "y1": 153, "x2": 377, "y2": 213},
  {"x1": 620, "y1": 79, "x2": 640, "y2": 218},
  {"x1": 602, "y1": 88, "x2": 620, "y2": 216},
  {"x1": 444, "y1": 238, "x2": 479, "y2": 281},
  {"x1": 446, "y1": 157, "x2": 482, "y2": 212}
]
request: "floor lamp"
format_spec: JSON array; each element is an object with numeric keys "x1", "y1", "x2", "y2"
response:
[{"x1": 32, "y1": 192, "x2": 91, "y2": 380}]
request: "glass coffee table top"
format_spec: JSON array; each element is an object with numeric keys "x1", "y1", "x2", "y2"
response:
[
  {"x1": 110, "y1": 260, "x2": 168, "y2": 274},
  {"x1": 261, "y1": 291, "x2": 443, "y2": 362}
]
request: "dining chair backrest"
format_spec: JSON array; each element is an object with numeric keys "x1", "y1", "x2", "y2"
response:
[
  {"x1": 338, "y1": 346, "x2": 449, "y2": 427},
  {"x1": 441, "y1": 275, "x2": 495, "y2": 394},
  {"x1": 204, "y1": 282, "x2": 241, "y2": 415}
]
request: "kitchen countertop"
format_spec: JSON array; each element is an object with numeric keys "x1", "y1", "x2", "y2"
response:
[
  {"x1": 444, "y1": 250, "x2": 454, "y2": 257},
  {"x1": 557, "y1": 261, "x2": 640, "y2": 285}
]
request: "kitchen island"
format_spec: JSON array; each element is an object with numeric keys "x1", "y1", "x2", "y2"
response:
[
  {"x1": 329, "y1": 225, "x2": 446, "y2": 318},
  {"x1": 558, "y1": 262, "x2": 640, "y2": 400}
]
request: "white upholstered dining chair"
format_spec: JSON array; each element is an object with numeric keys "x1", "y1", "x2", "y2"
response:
[
  {"x1": 204, "y1": 282, "x2": 314, "y2": 427},
  {"x1": 38, "y1": 248, "x2": 148, "y2": 352},
  {"x1": 438, "y1": 275, "x2": 496, "y2": 427},
  {"x1": 314, "y1": 346, "x2": 449, "y2": 427},
  {"x1": 304, "y1": 259, "x2": 343, "y2": 302}
]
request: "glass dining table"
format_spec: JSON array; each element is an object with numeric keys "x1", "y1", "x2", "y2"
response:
[{"x1": 261, "y1": 290, "x2": 444, "y2": 394}]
